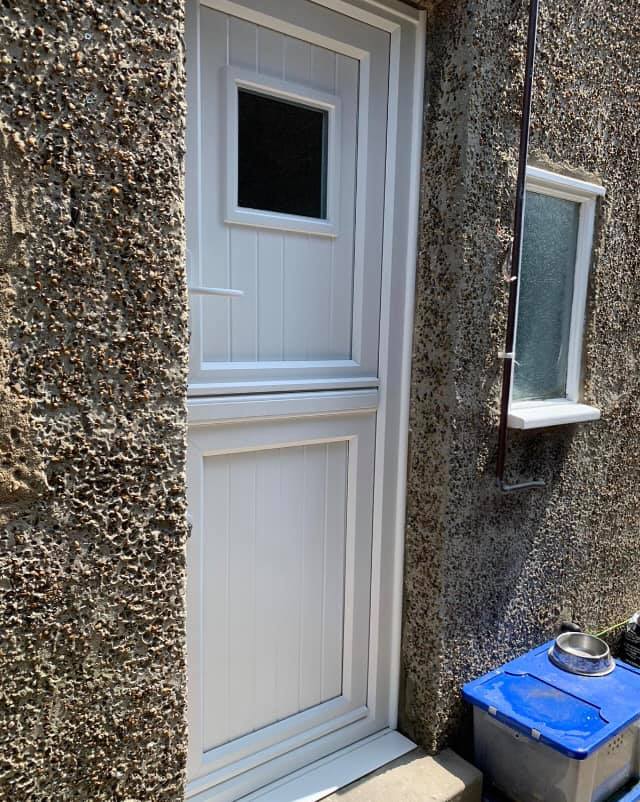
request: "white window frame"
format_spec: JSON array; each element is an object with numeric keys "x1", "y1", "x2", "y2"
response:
[
  {"x1": 508, "y1": 166, "x2": 605, "y2": 430},
  {"x1": 224, "y1": 66, "x2": 341, "y2": 237}
]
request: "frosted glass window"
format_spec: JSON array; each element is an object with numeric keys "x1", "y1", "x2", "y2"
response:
[
  {"x1": 237, "y1": 89, "x2": 328, "y2": 219},
  {"x1": 513, "y1": 192, "x2": 581, "y2": 401}
]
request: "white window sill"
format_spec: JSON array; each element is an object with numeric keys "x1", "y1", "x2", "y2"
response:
[{"x1": 508, "y1": 401, "x2": 601, "y2": 430}]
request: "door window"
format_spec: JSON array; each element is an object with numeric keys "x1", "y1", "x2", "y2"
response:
[
  {"x1": 238, "y1": 89, "x2": 328, "y2": 219},
  {"x1": 224, "y1": 67, "x2": 342, "y2": 237}
]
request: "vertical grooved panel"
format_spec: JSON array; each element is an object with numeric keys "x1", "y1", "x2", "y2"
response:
[
  {"x1": 304, "y1": 238, "x2": 333, "y2": 359},
  {"x1": 322, "y1": 441, "x2": 348, "y2": 699},
  {"x1": 310, "y1": 45, "x2": 337, "y2": 93},
  {"x1": 257, "y1": 27, "x2": 285, "y2": 78},
  {"x1": 253, "y1": 450, "x2": 281, "y2": 730},
  {"x1": 299, "y1": 445, "x2": 327, "y2": 709},
  {"x1": 283, "y1": 235, "x2": 311, "y2": 361},
  {"x1": 331, "y1": 55, "x2": 358, "y2": 358},
  {"x1": 226, "y1": 453, "x2": 257, "y2": 743},
  {"x1": 196, "y1": 14, "x2": 361, "y2": 370},
  {"x1": 225, "y1": 17, "x2": 260, "y2": 360},
  {"x1": 229, "y1": 228, "x2": 259, "y2": 361},
  {"x1": 275, "y1": 446, "x2": 305, "y2": 719},
  {"x1": 203, "y1": 460, "x2": 230, "y2": 751},
  {"x1": 200, "y1": 442, "x2": 348, "y2": 749},
  {"x1": 283, "y1": 37, "x2": 311, "y2": 84},
  {"x1": 257, "y1": 232, "x2": 284, "y2": 361},
  {"x1": 304, "y1": 50, "x2": 337, "y2": 359},
  {"x1": 200, "y1": 8, "x2": 230, "y2": 361},
  {"x1": 228, "y1": 17, "x2": 258, "y2": 69}
]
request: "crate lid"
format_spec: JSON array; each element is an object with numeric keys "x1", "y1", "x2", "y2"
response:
[{"x1": 462, "y1": 641, "x2": 640, "y2": 759}]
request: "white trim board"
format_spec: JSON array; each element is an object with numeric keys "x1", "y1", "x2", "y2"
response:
[
  {"x1": 187, "y1": 730, "x2": 415, "y2": 801},
  {"x1": 313, "y1": 0, "x2": 421, "y2": 27},
  {"x1": 508, "y1": 400, "x2": 601, "y2": 430},
  {"x1": 526, "y1": 166, "x2": 606, "y2": 198},
  {"x1": 187, "y1": 390, "x2": 379, "y2": 425},
  {"x1": 188, "y1": 377, "x2": 381, "y2": 397},
  {"x1": 240, "y1": 731, "x2": 415, "y2": 802}
]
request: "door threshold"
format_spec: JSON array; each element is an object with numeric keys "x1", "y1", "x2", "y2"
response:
[{"x1": 239, "y1": 730, "x2": 416, "y2": 802}]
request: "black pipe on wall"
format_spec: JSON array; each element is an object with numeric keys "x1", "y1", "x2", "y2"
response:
[{"x1": 495, "y1": 0, "x2": 546, "y2": 493}]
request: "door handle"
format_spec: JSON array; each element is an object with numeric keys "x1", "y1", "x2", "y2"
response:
[{"x1": 188, "y1": 285, "x2": 244, "y2": 298}]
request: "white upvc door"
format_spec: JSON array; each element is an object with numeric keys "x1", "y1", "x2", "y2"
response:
[
  {"x1": 185, "y1": 1, "x2": 425, "y2": 800},
  {"x1": 187, "y1": 0, "x2": 388, "y2": 395}
]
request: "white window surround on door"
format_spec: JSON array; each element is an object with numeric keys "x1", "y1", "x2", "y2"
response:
[
  {"x1": 224, "y1": 67, "x2": 342, "y2": 237},
  {"x1": 185, "y1": 0, "x2": 426, "y2": 799},
  {"x1": 508, "y1": 166, "x2": 605, "y2": 430}
]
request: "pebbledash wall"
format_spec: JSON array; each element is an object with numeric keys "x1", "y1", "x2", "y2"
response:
[
  {"x1": 0, "y1": 2, "x2": 189, "y2": 801},
  {"x1": 401, "y1": 0, "x2": 640, "y2": 753},
  {"x1": 0, "y1": 1, "x2": 639, "y2": 801}
]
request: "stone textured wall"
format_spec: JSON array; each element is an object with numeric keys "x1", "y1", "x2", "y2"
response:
[
  {"x1": 1, "y1": 0, "x2": 638, "y2": 794},
  {"x1": 0, "y1": 3, "x2": 188, "y2": 800},
  {"x1": 401, "y1": 0, "x2": 640, "y2": 753}
]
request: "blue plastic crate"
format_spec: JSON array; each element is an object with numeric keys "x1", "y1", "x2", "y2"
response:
[
  {"x1": 482, "y1": 779, "x2": 640, "y2": 802},
  {"x1": 463, "y1": 641, "x2": 640, "y2": 759},
  {"x1": 464, "y1": 643, "x2": 640, "y2": 802}
]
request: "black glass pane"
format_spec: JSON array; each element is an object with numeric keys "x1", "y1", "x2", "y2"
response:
[{"x1": 238, "y1": 89, "x2": 327, "y2": 219}]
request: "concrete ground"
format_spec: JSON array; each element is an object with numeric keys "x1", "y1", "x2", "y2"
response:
[{"x1": 325, "y1": 748, "x2": 482, "y2": 802}]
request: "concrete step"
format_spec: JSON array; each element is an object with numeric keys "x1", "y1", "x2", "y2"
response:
[{"x1": 325, "y1": 748, "x2": 482, "y2": 802}]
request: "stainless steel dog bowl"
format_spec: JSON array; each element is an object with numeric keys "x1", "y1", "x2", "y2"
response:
[{"x1": 548, "y1": 632, "x2": 615, "y2": 676}]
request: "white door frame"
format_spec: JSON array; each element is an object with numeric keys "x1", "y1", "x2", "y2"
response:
[
  {"x1": 186, "y1": 0, "x2": 426, "y2": 797},
  {"x1": 320, "y1": 0, "x2": 426, "y2": 734}
]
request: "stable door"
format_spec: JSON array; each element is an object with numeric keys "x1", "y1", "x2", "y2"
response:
[{"x1": 185, "y1": 1, "x2": 424, "y2": 799}]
